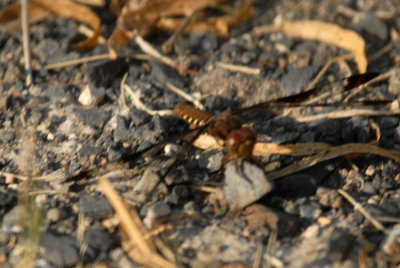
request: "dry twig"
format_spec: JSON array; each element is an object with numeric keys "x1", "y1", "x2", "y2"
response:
[
  {"x1": 134, "y1": 32, "x2": 175, "y2": 67},
  {"x1": 21, "y1": 0, "x2": 32, "y2": 86},
  {"x1": 216, "y1": 61, "x2": 261, "y2": 75},
  {"x1": 166, "y1": 82, "x2": 205, "y2": 110},
  {"x1": 123, "y1": 83, "x2": 175, "y2": 116},
  {"x1": 99, "y1": 177, "x2": 176, "y2": 268}
]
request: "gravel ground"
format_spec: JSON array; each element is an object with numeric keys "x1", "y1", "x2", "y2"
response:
[{"x1": 1, "y1": 0, "x2": 400, "y2": 267}]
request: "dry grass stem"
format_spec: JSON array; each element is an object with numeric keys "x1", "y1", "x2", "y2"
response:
[
  {"x1": 253, "y1": 242, "x2": 262, "y2": 268},
  {"x1": 21, "y1": 0, "x2": 32, "y2": 86},
  {"x1": 123, "y1": 83, "x2": 175, "y2": 116},
  {"x1": 99, "y1": 177, "x2": 176, "y2": 268},
  {"x1": 134, "y1": 33, "x2": 175, "y2": 67},
  {"x1": 295, "y1": 107, "x2": 400, "y2": 123},
  {"x1": 162, "y1": 9, "x2": 200, "y2": 54},
  {"x1": 216, "y1": 61, "x2": 261, "y2": 75},
  {"x1": 167, "y1": 82, "x2": 205, "y2": 110},
  {"x1": 338, "y1": 189, "x2": 387, "y2": 233},
  {"x1": 119, "y1": 72, "x2": 129, "y2": 109},
  {"x1": 45, "y1": 53, "x2": 111, "y2": 69}
]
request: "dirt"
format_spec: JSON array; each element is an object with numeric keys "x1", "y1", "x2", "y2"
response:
[{"x1": 0, "y1": 0, "x2": 400, "y2": 267}]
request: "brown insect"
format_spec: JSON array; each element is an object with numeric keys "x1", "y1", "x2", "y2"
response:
[
  {"x1": 176, "y1": 72, "x2": 380, "y2": 162},
  {"x1": 177, "y1": 104, "x2": 256, "y2": 162}
]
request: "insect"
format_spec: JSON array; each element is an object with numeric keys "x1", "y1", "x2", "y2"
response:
[{"x1": 175, "y1": 72, "x2": 380, "y2": 163}]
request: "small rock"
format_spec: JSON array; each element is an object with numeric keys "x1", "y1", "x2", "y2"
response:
[
  {"x1": 79, "y1": 194, "x2": 114, "y2": 220},
  {"x1": 2, "y1": 206, "x2": 28, "y2": 229},
  {"x1": 40, "y1": 232, "x2": 79, "y2": 267},
  {"x1": 129, "y1": 109, "x2": 151, "y2": 126},
  {"x1": 281, "y1": 65, "x2": 319, "y2": 95},
  {"x1": 164, "y1": 166, "x2": 189, "y2": 185},
  {"x1": 47, "y1": 84, "x2": 66, "y2": 102},
  {"x1": 299, "y1": 224, "x2": 321, "y2": 240},
  {"x1": 110, "y1": 248, "x2": 136, "y2": 268},
  {"x1": 198, "y1": 151, "x2": 224, "y2": 172},
  {"x1": 85, "y1": 58, "x2": 128, "y2": 88},
  {"x1": 274, "y1": 173, "x2": 319, "y2": 198},
  {"x1": 3, "y1": 62, "x2": 21, "y2": 84},
  {"x1": 143, "y1": 201, "x2": 171, "y2": 228},
  {"x1": 316, "y1": 187, "x2": 340, "y2": 207},
  {"x1": 149, "y1": 61, "x2": 183, "y2": 89},
  {"x1": 0, "y1": 191, "x2": 15, "y2": 208},
  {"x1": 164, "y1": 185, "x2": 190, "y2": 205},
  {"x1": 46, "y1": 208, "x2": 62, "y2": 222},
  {"x1": 78, "y1": 85, "x2": 105, "y2": 106},
  {"x1": 113, "y1": 116, "x2": 136, "y2": 142},
  {"x1": 223, "y1": 160, "x2": 273, "y2": 210},
  {"x1": 74, "y1": 107, "x2": 111, "y2": 128},
  {"x1": 361, "y1": 181, "x2": 376, "y2": 194},
  {"x1": 36, "y1": 38, "x2": 65, "y2": 64},
  {"x1": 134, "y1": 167, "x2": 160, "y2": 194},
  {"x1": 83, "y1": 227, "x2": 118, "y2": 261},
  {"x1": 327, "y1": 228, "x2": 354, "y2": 262},
  {"x1": 299, "y1": 201, "x2": 322, "y2": 219},
  {"x1": 354, "y1": 11, "x2": 388, "y2": 40}
]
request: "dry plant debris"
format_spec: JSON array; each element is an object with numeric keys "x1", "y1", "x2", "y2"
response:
[
  {"x1": 99, "y1": 177, "x2": 176, "y2": 268},
  {"x1": 108, "y1": 0, "x2": 254, "y2": 55},
  {"x1": 0, "y1": 0, "x2": 100, "y2": 51},
  {"x1": 254, "y1": 20, "x2": 369, "y2": 73}
]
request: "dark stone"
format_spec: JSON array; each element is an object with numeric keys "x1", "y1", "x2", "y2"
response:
[
  {"x1": 40, "y1": 232, "x2": 79, "y2": 267},
  {"x1": 187, "y1": 31, "x2": 219, "y2": 53},
  {"x1": 327, "y1": 228, "x2": 354, "y2": 262},
  {"x1": 315, "y1": 119, "x2": 343, "y2": 144},
  {"x1": 83, "y1": 227, "x2": 119, "y2": 261},
  {"x1": 74, "y1": 108, "x2": 111, "y2": 128},
  {"x1": 47, "y1": 84, "x2": 66, "y2": 102},
  {"x1": 79, "y1": 194, "x2": 114, "y2": 220},
  {"x1": 355, "y1": 11, "x2": 387, "y2": 40},
  {"x1": 299, "y1": 130, "x2": 316, "y2": 143},
  {"x1": 281, "y1": 65, "x2": 320, "y2": 95},
  {"x1": 276, "y1": 210, "x2": 300, "y2": 237},
  {"x1": 274, "y1": 173, "x2": 319, "y2": 198},
  {"x1": 132, "y1": 124, "x2": 158, "y2": 144},
  {"x1": 80, "y1": 144, "x2": 103, "y2": 155},
  {"x1": 36, "y1": 38, "x2": 65, "y2": 64},
  {"x1": 113, "y1": 116, "x2": 136, "y2": 142},
  {"x1": 0, "y1": 61, "x2": 7, "y2": 80},
  {"x1": 341, "y1": 117, "x2": 370, "y2": 143},
  {"x1": 85, "y1": 58, "x2": 128, "y2": 88},
  {"x1": 362, "y1": 203, "x2": 400, "y2": 219},
  {"x1": 129, "y1": 109, "x2": 151, "y2": 126},
  {"x1": 148, "y1": 61, "x2": 183, "y2": 89},
  {"x1": 0, "y1": 191, "x2": 15, "y2": 207}
]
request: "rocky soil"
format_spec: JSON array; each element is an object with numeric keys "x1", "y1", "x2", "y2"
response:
[{"x1": 1, "y1": 0, "x2": 400, "y2": 267}]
